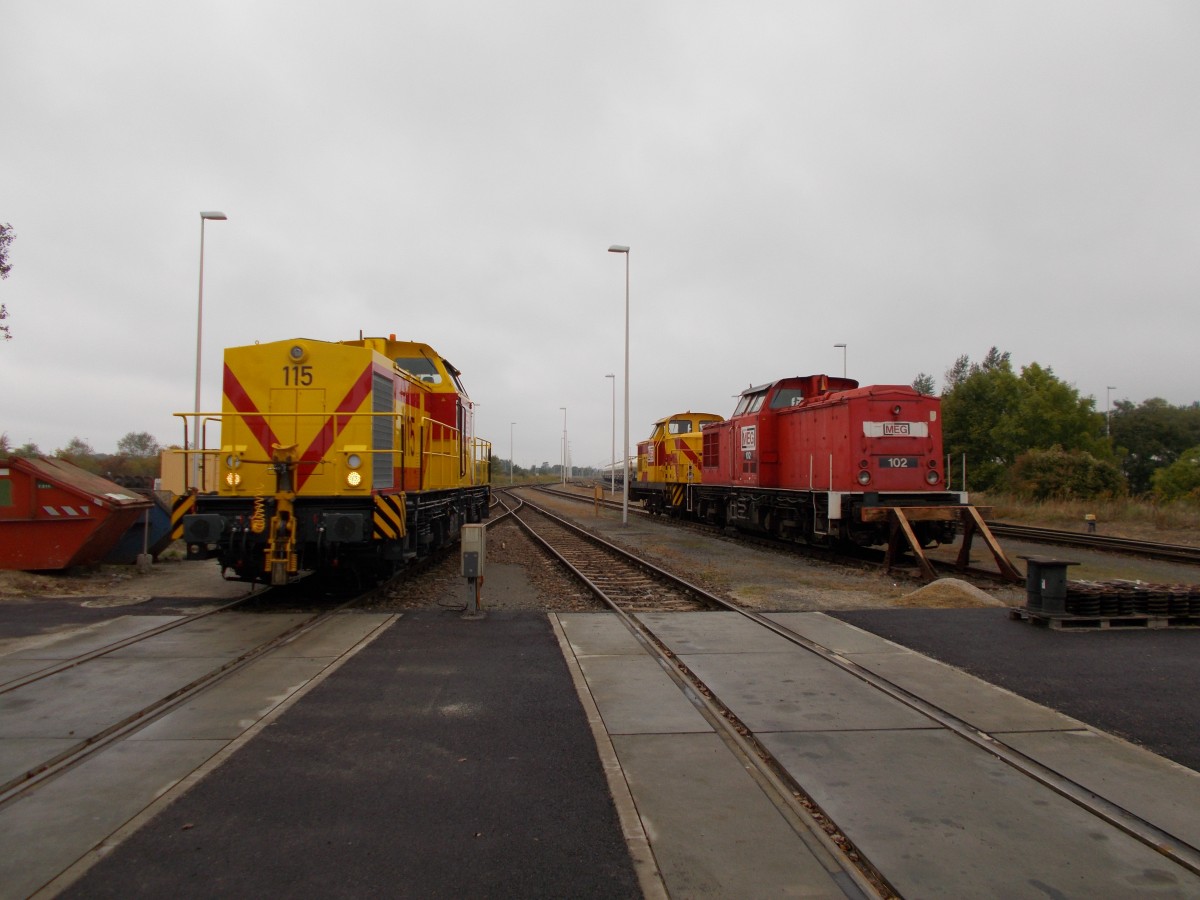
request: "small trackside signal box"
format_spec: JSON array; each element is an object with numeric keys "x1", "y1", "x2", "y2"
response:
[{"x1": 461, "y1": 524, "x2": 486, "y2": 578}]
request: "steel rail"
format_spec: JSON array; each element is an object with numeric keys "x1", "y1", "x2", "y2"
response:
[
  {"x1": 0, "y1": 592, "x2": 258, "y2": 694},
  {"x1": 0, "y1": 596, "x2": 362, "y2": 805},
  {"x1": 502, "y1": 491, "x2": 892, "y2": 898},
  {"x1": 988, "y1": 522, "x2": 1200, "y2": 565},
  {"x1": 509, "y1": 490, "x2": 1200, "y2": 880}
]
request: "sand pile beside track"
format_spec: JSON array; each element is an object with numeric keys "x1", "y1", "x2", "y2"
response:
[{"x1": 895, "y1": 577, "x2": 1010, "y2": 609}]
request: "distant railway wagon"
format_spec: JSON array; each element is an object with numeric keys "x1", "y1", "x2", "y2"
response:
[
  {"x1": 695, "y1": 375, "x2": 965, "y2": 548},
  {"x1": 630, "y1": 411, "x2": 723, "y2": 515},
  {"x1": 181, "y1": 335, "x2": 490, "y2": 584}
]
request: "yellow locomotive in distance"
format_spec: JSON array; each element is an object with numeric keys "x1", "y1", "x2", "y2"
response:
[
  {"x1": 180, "y1": 335, "x2": 490, "y2": 585},
  {"x1": 630, "y1": 411, "x2": 723, "y2": 516}
]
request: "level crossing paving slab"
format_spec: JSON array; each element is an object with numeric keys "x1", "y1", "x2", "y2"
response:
[
  {"x1": 558, "y1": 612, "x2": 863, "y2": 899},
  {"x1": 0, "y1": 613, "x2": 394, "y2": 898},
  {"x1": 1002, "y1": 723, "x2": 1200, "y2": 852},
  {"x1": 760, "y1": 728, "x2": 1200, "y2": 899},
  {"x1": 0, "y1": 614, "x2": 184, "y2": 659},
  {"x1": 612, "y1": 731, "x2": 849, "y2": 900},
  {"x1": 641, "y1": 611, "x2": 1200, "y2": 898},
  {"x1": 558, "y1": 613, "x2": 710, "y2": 735},
  {"x1": 58, "y1": 611, "x2": 642, "y2": 900},
  {"x1": 768, "y1": 611, "x2": 1089, "y2": 734}
]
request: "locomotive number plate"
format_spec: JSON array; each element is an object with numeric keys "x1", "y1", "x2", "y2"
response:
[{"x1": 879, "y1": 457, "x2": 918, "y2": 468}]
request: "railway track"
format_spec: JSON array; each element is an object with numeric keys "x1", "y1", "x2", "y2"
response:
[
  {"x1": 506, "y1": 497, "x2": 712, "y2": 613},
  {"x1": 988, "y1": 522, "x2": 1200, "y2": 565},
  {"x1": 530, "y1": 483, "x2": 1011, "y2": 584},
  {"x1": 505, "y1": 489, "x2": 1200, "y2": 894},
  {"x1": 0, "y1": 584, "x2": 381, "y2": 808},
  {"x1": 539, "y1": 483, "x2": 1200, "y2": 575}
]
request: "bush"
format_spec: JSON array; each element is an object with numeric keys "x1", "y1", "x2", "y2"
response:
[
  {"x1": 1152, "y1": 446, "x2": 1200, "y2": 501},
  {"x1": 1003, "y1": 446, "x2": 1126, "y2": 500}
]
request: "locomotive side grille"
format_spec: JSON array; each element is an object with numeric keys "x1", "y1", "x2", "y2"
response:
[{"x1": 372, "y1": 373, "x2": 394, "y2": 490}]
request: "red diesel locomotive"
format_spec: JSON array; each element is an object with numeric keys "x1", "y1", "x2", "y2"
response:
[{"x1": 694, "y1": 374, "x2": 966, "y2": 548}]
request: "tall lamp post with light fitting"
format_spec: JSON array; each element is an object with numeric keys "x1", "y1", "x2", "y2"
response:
[
  {"x1": 608, "y1": 245, "x2": 630, "y2": 525},
  {"x1": 834, "y1": 343, "x2": 847, "y2": 378},
  {"x1": 194, "y1": 211, "x2": 228, "y2": 490}
]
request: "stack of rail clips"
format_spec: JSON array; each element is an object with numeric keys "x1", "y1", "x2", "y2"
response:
[{"x1": 1022, "y1": 579, "x2": 1200, "y2": 629}]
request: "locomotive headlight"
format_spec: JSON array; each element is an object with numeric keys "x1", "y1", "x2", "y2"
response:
[
  {"x1": 346, "y1": 471, "x2": 363, "y2": 487},
  {"x1": 926, "y1": 470, "x2": 940, "y2": 485},
  {"x1": 225, "y1": 471, "x2": 242, "y2": 487},
  {"x1": 288, "y1": 344, "x2": 307, "y2": 363},
  {"x1": 857, "y1": 470, "x2": 872, "y2": 485},
  {"x1": 346, "y1": 453, "x2": 362, "y2": 469},
  {"x1": 225, "y1": 454, "x2": 241, "y2": 469},
  {"x1": 892, "y1": 405, "x2": 902, "y2": 416}
]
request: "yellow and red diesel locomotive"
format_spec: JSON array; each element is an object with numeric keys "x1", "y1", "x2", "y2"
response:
[
  {"x1": 630, "y1": 411, "x2": 723, "y2": 516},
  {"x1": 181, "y1": 335, "x2": 490, "y2": 584}
]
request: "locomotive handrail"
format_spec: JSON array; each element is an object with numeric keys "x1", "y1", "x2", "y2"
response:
[{"x1": 173, "y1": 410, "x2": 491, "y2": 493}]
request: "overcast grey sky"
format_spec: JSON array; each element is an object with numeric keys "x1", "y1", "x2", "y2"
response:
[{"x1": 3, "y1": 2, "x2": 1198, "y2": 470}]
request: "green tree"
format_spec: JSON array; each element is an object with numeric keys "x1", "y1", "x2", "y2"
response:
[
  {"x1": 117, "y1": 431, "x2": 162, "y2": 458},
  {"x1": 912, "y1": 372, "x2": 936, "y2": 395},
  {"x1": 56, "y1": 437, "x2": 102, "y2": 473},
  {"x1": 1110, "y1": 399, "x2": 1200, "y2": 495},
  {"x1": 14, "y1": 442, "x2": 41, "y2": 458},
  {"x1": 1151, "y1": 446, "x2": 1200, "y2": 501},
  {"x1": 941, "y1": 350, "x2": 1105, "y2": 490}
]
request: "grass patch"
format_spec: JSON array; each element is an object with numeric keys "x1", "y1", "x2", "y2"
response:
[{"x1": 978, "y1": 493, "x2": 1200, "y2": 544}]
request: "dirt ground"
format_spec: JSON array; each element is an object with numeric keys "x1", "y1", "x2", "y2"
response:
[
  {"x1": 0, "y1": 555, "x2": 248, "y2": 606},
  {"x1": 5, "y1": 488, "x2": 1194, "y2": 612}
]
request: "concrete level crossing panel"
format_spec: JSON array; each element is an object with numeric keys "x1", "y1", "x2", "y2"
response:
[
  {"x1": 558, "y1": 611, "x2": 647, "y2": 657},
  {"x1": 103, "y1": 613, "x2": 310, "y2": 658},
  {"x1": 761, "y1": 728, "x2": 1200, "y2": 899},
  {"x1": 0, "y1": 615, "x2": 183, "y2": 659},
  {"x1": 1003, "y1": 727, "x2": 1200, "y2": 852},
  {"x1": 613, "y1": 732, "x2": 849, "y2": 899},
  {"x1": 673, "y1": 647, "x2": 934, "y2": 733}
]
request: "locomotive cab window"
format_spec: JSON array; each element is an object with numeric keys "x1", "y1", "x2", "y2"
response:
[
  {"x1": 747, "y1": 393, "x2": 765, "y2": 413},
  {"x1": 394, "y1": 356, "x2": 441, "y2": 385},
  {"x1": 770, "y1": 388, "x2": 805, "y2": 409},
  {"x1": 668, "y1": 420, "x2": 693, "y2": 435}
]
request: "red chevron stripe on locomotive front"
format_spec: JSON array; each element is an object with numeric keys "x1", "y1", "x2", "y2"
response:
[
  {"x1": 222, "y1": 362, "x2": 375, "y2": 491},
  {"x1": 673, "y1": 439, "x2": 702, "y2": 467},
  {"x1": 294, "y1": 363, "x2": 375, "y2": 489},
  {"x1": 223, "y1": 364, "x2": 281, "y2": 456}
]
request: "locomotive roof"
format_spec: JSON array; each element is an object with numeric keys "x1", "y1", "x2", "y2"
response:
[{"x1": 739, "y1": 375, "x2": 861, "y2": 395}]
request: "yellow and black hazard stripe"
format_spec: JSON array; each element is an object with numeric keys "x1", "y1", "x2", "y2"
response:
[
  {"x1": 373, "y1": 493, "x2": 407, "y2": 540},
  {"x1": 668, "y1": 484, "x2": 685, "y2": 510},
  {"x1": 170, "y1": 492, "x2": 197, "y2": 540}
]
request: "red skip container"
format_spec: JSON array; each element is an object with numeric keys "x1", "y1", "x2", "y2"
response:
[{"x1": 0, "y1": 457, "x2": 153, "y2": 570}]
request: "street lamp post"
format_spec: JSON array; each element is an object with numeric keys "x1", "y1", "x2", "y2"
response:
[
  {"x1": 608, "y1": 245, "x2": 630, "y2": 525},
  {"x1": 560, "y1": 406, "x2": 568, "y2": 484},
  {"x1": 194, "y1": 211, "x2": 228, "y2": 490},
  {"x1": 510, "y1": 422, "x2": 516, "y2": 485},
  {"x1": 834, "y1": 343, "x2": 847, "y2": 379},
  {"x1": 605, "y1": 373, "x2": 615, "y2": 495},
  {"x1": 1106, "y1": 386, "x2": 1117, "y2": 439}
]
